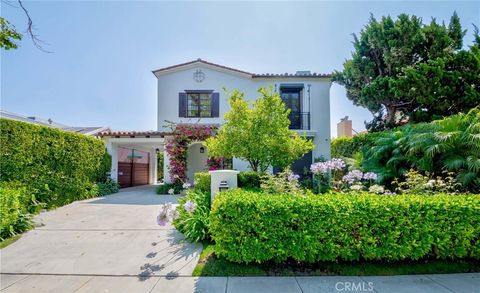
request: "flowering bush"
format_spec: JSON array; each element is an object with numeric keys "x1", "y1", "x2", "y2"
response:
[
  {"x1": 173, "y1": 189, "x2": 211, "y2": 242},
  {"x1": 310, "y1": 158, "x2": 346, "y2": 192},
  {"x1": 165, "y1": 124, "x2": 216, "y2": 184},
  {"x1": 310, "y1": 158, "x2": 384, "y2": 194},
  {"x1": 260, "y1": 168, "x2": 303, "y2": 196}
]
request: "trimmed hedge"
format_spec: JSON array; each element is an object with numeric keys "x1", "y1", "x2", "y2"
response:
[
  {"x1": 194, "y1": 172, "x2": 211, "y2": 193},
  {"x1": 238, "y1": 172, "x2": 261, "y2": 189},
  {"x1": 331, "y1": 132, "x2": 380, "y2": 158},
  {"x1": 210, "y1": 189, "x2": 480, "y2": 263},
  {"x1": 0, "y1": 118, "x2": 107, "y2": 208}
]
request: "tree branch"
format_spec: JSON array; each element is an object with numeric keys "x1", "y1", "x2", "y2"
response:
[{"x1": 17, "y1": 0, "x2": 52, "y2": 53}]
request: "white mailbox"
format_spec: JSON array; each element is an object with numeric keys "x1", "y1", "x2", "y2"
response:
[{"x1": 209, "y1": 170, "x2": 239, "y2": 202}]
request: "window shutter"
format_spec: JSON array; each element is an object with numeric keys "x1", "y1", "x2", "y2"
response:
[
  {"x1": 179, "y1": 93, "x2": 187, "y2": 117},
  {"x1": 211, "y1": 92, "x2": 220, "y2": 117}
]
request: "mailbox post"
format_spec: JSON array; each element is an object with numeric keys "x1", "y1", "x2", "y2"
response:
[{"x1": 209, "y1": 170, "x2": 239, "y2": 203}]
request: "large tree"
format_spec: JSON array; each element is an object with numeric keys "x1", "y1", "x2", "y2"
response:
[
  {"x1": 205, "y1": 87, "x2": 314, "y2": 173},
  {"x1": 333, "y1": 12, "x2": 479, "y2": 130}
]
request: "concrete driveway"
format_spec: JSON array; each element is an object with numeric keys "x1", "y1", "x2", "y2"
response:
[{"x1": 1, "y1": 185, "x2": 202, "y2": 291}]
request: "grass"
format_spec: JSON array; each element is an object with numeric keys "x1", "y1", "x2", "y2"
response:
[
  {"x1": 0, "y1": 235, "x2": 21, "y2": 249},
  {"x1": 193, "y1": 243, "x2": 480, "y2": 276}
]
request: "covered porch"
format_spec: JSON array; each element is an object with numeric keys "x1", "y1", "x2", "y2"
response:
[{"x1": 99, "y1": 131, "x2": 167, "y2": 188}]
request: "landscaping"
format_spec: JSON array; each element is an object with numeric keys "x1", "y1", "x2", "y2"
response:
[
  {"x1": 155, "y1": 84, "x2": 480, "y2": 276},
  {"x1": 0, "y1": 118, "x2": 119, "y2": 241}
]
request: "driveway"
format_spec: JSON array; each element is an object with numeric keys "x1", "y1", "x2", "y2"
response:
[{"x1": 1, "y1": 185, "x2": 202, "y2": 290}]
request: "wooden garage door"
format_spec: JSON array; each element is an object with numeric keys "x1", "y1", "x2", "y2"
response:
[{"x1": 117, "y1": 148, "x2": 149, "y2": 188}]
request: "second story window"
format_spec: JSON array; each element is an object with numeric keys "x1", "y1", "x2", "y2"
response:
[
  {"x1": 179, "y1": 91, "x2": 220, "y2": 118},
  {"x1": 187, "y1": 93, "x2": 212, "y2": 117}
]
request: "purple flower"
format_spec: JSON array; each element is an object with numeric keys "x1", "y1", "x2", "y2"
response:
[
  {"x1": 363, "y1": 172, "x2": 378, "y2": 181},
  {"x1": 183, "y1": 200, "x2": 197, "y2": 213},
  {"x1": 157, "y1": 203, "x2": 174, "y2": 226},
  {"x1": 343, "y1": 170, "x2": 364, "y2": 184},
  {"x1": 310, "y1": 158, "x2": 346, "y2": 175},
  {"x1": 287, "y1": 173, "x2": 300, "y2": 182}
]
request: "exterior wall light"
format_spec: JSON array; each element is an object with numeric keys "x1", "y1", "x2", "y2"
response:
[{"x1": 200, "y1": 146, "x2": 205, "y2": 153}]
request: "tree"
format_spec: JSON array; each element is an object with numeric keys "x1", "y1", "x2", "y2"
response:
[
  {"x1": 0, "y1": 17, "x2": 21, "y2": 49},
  {"x1": 205, "y1": 87, "x2": 314, "y2": 173},
  {"x1": 333, "y1": 12, "x2": 479, "y2": 130},
  {"x1": 1, "y1": 0, "x2": 50, "y2": 52}
]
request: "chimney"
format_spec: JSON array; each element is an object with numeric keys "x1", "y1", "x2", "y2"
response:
[{"x1": 337, "y1": 116, "x2": 353, "y2": 137}]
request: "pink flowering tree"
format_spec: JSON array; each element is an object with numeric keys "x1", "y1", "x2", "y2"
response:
[{"x1": 165, "y1": 123, "x2": 216, "y2": 184}]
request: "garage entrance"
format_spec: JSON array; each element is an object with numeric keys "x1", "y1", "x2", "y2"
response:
[{"x1": 117, "y1": 148, "x2": 150, "y2": 188}]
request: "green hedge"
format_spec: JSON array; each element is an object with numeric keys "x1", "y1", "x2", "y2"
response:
[
  {"x1": 238, "y1": 172, "x2": 261, "y2": 189},
  {"x1": 0, "y1": 118, "x2": 107, "y2": 208},
  {"x1": 210, "y1": 189, "x2": 480, "y2": 263},
  {"x1": 194, "y1": 172, "x2": 211, "y2": 193},
  {"x1": 0, "y1": 183, "x2": 32, "y2": 239},
  {"x1": 331, "y1": 132, "x2": 380, "y2": 158}
]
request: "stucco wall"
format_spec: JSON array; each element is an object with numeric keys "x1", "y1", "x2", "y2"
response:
[{"x1": 157, "y1": 64, "x2": 331, "y2": 175}]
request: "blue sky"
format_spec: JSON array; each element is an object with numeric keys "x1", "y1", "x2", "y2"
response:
[{"x1": 1, "y1": 1, "x2": 479, "y2": 136}]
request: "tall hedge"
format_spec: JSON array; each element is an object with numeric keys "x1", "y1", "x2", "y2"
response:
[
  {"x1": 0, "y1": 118, "x2": 107, "y2": 208},
  {"x1": 331, "y1": 132, "x2": 381, "y2": 158},
  {"x1": 210, "y1": 189, "x2": 480, "y2": 263}
]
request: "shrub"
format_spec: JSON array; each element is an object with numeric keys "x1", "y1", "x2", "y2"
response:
[
  {"x1": 156, "y1": 182, "x2": 182, "y2": 195},
  {"x1": 364, "y1": 108, "x2": 480, "y2": 192},
  {"x1": 260, "y1": 168, "x2": 303, "y2": 196},
  {"x1": 194, "y1": 172, "x2": 211, "y2": 193},
  {"x1": 238, "y1": 172, "x2": 261, "y2": 189},
  {"x1": 97, "y1": 178, "x2": 120, "y2": 196},
  {"x1": 0, "y1": 119, "x2": 107, "y2": 208},
  {"x1": 174, "y1": 189, "x2": 211, "y2": 242},
  {"x1": 210, "y1": 189, "x2": 480, "y2": 264},
  {"x1": 0, "y1": 183, "x2": 32, "y2": 239},
  {"x1": 331, "y1": 132, "x2": 380, "y2": 158}
]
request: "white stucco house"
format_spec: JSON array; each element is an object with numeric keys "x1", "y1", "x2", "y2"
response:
[{"x1": 99, "y1": 59, "x2": 331, "y2": 187}]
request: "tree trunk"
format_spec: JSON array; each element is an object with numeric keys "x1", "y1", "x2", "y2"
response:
[{"x1": 385, "y1": 104, "x2": 397, "y2": 125}]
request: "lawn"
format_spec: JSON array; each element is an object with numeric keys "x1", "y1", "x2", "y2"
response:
[{"x1": 193, "y1": 243, "x2": 480, "y2": 277}]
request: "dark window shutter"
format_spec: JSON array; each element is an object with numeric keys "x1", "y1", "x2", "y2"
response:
[
  {"x1": 179, "y1": 93, "x2": 187, "y2": 117},
  {"x1": 211, "y1": 92, "x2": 219, "y2": 117}
]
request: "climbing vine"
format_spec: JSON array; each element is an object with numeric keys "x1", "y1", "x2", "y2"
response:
[{"x1": 165, "y1": 124, "x2": 216, "y2": 184}]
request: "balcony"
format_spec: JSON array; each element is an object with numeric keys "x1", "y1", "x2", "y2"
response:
[{"x1": 288, "y1": 112, "x2": 310, "y2": 130}]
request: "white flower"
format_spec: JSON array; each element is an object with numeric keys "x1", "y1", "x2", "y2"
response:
[
  {"x1": 350, "y1": 184, "x2": 363, "y2": 191},
  {"x1": 368, "y1": 184, "x2": 384, "y2": 194},
  {"x1": 183, "y1": 200, "x2": 197, "y2": 213},
  {"x1": 182, "y1": 182, "x2": 191, "y2": 189},
  {"x1": 168, "y1": 188, "x2": 175, "y2": 195}
]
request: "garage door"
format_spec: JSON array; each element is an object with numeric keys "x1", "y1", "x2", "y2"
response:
[{"x1": 117, "y1": 148, "x2": 150, "y2": 188}]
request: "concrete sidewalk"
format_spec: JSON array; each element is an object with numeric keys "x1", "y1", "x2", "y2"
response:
[{"x1": 1, "y1": 273, "x2": 479, "y2": 292}]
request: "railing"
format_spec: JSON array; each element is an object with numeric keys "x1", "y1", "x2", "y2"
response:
[{"x1": 289, "y1": 112, "x2": 310, "y2": 130}]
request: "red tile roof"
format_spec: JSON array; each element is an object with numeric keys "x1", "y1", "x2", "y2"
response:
[
  {"x1": 97, "y1": 130, "x2": 170, "y2": 138},
  {"x1": 152, "y1": 59, "x2": 331, "y2": 78}
]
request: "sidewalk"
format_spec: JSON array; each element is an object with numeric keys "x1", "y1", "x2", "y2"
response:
[{"x1": 1, "y1": 273, "x2": 479, "y2": 292}]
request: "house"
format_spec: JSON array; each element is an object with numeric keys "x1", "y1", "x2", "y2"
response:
[
  {"x1": 100, "y1": 59, "x2": 331, "y2": 187},
  {"x1": 0, "y1": 109, "x2": 109, "y2": 136}
]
